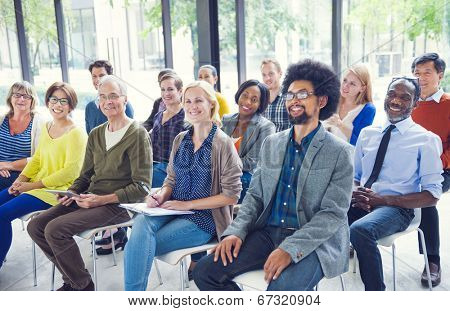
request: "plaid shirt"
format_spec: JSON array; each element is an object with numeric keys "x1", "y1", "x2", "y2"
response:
[
  {"x1": 151, "y1": 108, "x2": 186, "y2": 163},
  {"x1": 267, "y1": 124, "x2": 321, "y2": 229},
  {"x1": 263, "y1": 94, "x2": 290, "y2": 132}
]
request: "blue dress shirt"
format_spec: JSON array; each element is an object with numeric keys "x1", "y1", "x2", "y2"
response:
[{"x1": 354, "y1": 117, "x2": 443, "y2": 199}]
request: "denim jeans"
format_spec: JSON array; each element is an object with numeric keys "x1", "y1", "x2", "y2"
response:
[
  {"x1": 193, "y1": 226, "x2": 324, "y2": 291},
  {"x1": 0, "y1": 171, "x2": 20, "y2": 191},
  {"x1": 152, "y1": 162, "x2": 168, "y2": 188},
  {"x1": 348, "y1": 205, "x2": 414, "y2": 291},
  {"x1": 238, "y1": 171, "x2": 252, "y2": 204},
  {"x1": 124, "y1": 213, "x2": 213, "y2": 291},
  {"x1": 0, "y1": 190, "x2": 50, "y2": 264}
]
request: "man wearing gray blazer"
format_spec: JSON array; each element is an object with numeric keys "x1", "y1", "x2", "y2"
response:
[{"x1": 194, "y1": 59, "x2": 354, "y2": 291}]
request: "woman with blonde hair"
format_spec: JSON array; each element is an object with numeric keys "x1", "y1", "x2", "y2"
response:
[
  {"x1": 124, "y1": 80, "x2": 242, "y2": 291},
  {"x1": 0, "y1": 82, "x2": 46, "y2": 190},
  {"x1": 324, "y1": 64, "x2": 376, "y2": 145}
]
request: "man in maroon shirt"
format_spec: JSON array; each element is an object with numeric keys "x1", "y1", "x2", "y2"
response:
[{"x1": 411, "y1": 53, "x2": 449, "y2": 287}]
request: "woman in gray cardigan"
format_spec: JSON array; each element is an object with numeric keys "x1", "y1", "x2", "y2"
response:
[
  {"x1": 124, "y1": 81, "x2": 242, "y2": 291},
  {"x1": 222, "y1": 80, "x2": 275, "y2": 203}
]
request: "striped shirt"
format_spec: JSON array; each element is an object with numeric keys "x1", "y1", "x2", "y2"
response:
[
  {"x1": 0, "y1": 116, "x2": 33, "y2": 162},
  {"x1": 172, "y1": 124, "x2": 217, "y2": 235},
  {"x1": 264, "y1": 94, "x2": 290, "y2": 132}
]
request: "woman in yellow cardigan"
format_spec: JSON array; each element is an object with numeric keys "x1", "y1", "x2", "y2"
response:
[
  {"x1": 0, "y1": 82, "x2": 87, "y2": 268},
  {"x1": 198, "y1": 65, "x2": 231, "y2": 117}
]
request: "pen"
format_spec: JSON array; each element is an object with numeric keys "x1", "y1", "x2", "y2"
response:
[{"x1": 138, "y1": 182, "x2": 159, "y2": 204}]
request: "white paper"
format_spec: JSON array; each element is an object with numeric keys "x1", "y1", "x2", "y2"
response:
[{"x1": 119, "y1": 203, "x2": 194, "y2": 216}]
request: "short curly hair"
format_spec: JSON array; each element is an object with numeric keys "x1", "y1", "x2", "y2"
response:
[{"x1": 282, "y1": 59, "x2": 340, "y2": 120}]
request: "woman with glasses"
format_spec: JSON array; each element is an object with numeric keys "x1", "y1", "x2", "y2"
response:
[
  {"x1": 323, "y1": 64, "x2": 376, "y2": 145},
  {"x1": 222, "y1": 80, "x2": 275, "y2": 204},
  {"x1": 0, "y1": 82, "x2": 46, "y2": 190},
  {"x1": 0, "y1": 82, "x2": 87, "y2": 269},
  {"x1": 198, "y1": 65, "x2": 231, "y2": 117},
  {"x1": 124, "y1": 81, "x2": 242, "y2": 291},
  {"x1": 28, "y1": 75, "x2": 151, "y2": 291}
]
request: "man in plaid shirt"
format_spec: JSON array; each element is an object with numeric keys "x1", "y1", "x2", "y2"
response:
[{"x1": 261, "y1": 58, "x2": 290, "y2": 132}]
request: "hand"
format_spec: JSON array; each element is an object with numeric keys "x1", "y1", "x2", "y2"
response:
[
  {"x1": 263, "y1": 248, "x2": 292, "y2": 283},
  {"x1": 351, "y1": 187, "x2": 386, "y2": 212},
  {"x1": 0, "y1": 161, "x2": 11, "y2": 170},
  {"x1": 213, "y1": 235, "x2": 242, "y2": 266},
  {"x1": 74, "y1": 193, "x2": 105, "y2": 209},
  {"x1": 327, "y1": 114, "x2": 343, "y2": 127},
  {"x1": 57, "y1": 190, "x2": 78, "y2": 206},
  {"x1": 0, "y1": 169, "x2": 11, "y2": 178},
  {"x1": 146, "y1": 193, "x2": 163, "y2": 208},
  {"x1": 8, "y1": 184, "x2": 20, "y2": 195},
  {"x1": 13, "y1": 181, "x2": 37, "y2": 194},
  {"x1": 159, "y1": 200, "x2": 191, "y2": 211}
]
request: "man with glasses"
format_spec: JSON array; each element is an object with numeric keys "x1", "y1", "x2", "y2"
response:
[
  {"x1": 85, "y1": 60, "x2": 134, "y2": 133},
  {"x1": 349, "y1": 77, "x2": 443, "y2": 291},
  {"x1": 194, "y1": 59, "x2": 353, "y2": 291},
  {"x1": 411, "y1": 53, "x2": 449, "y2": 287},
  {"x1": 261, "y1": 58, "x2": 290, "y2": 132}
]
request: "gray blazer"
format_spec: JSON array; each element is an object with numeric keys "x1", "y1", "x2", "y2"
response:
[
  {"x1": 221, "y1": 113, "x2": 275, "y2": 174},
  {"x1": 223, "y1": 125, "x2": 354, "y2": 278}
]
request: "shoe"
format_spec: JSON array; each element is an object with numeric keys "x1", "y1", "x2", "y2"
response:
[
  {"x1": 76, "y1": 280, "x2": 95, "y2": 291},
  {"x1": 56, "y1": 283, "x2": 74, "y2": 291},
  {"x1": 95, "y1": 236, "x2": 128, "y2": 255},
  {"x1": 421, "y1": 263, "x2": 441, "y2": 287},
  {"x1": 349, "y1": 245, "x2": 355, "y2": 258},
  {"x1": 95, "y1": 228, "x2": 127, "y2": 246}
]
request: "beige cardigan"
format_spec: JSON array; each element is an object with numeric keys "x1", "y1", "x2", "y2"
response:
[{"x1": 163, "y1": 127, "x2": 243, "y2": 239}]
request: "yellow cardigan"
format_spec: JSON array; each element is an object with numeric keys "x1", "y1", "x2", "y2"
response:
[
  {"x1": 21, "y1": 125, "x2": 87, "y2": 205},
  {"x1": 216, "y1": 91, "x2": 231, "y2": 117}
]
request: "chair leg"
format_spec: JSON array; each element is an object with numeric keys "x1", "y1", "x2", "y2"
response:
[
  {"x1": 91, "y1": 236, "x2": 98, "y2": 291},
  {"x1": 154, "y1": 260, "x2": 163, "y2": 285},
  {"x1": 184, "y1": 257, "x2": 190, "y2": 289},
  {"x1": 179, "y1": 259, "x2": 185, "y2": 291},
  {"x1": 353, "y1": 253, "x2": 357, "y2": 273},
  {"x1": 51, "y1": 263, "x2": 55, "y2": 291},
  {"x1": 110, "y1": 229, "x2": 117, "y2": 266},
  {"x1": 392, "y1": 244, "x2": 396, "y2": 291},
  {"x1": 32, "y1": 241, "x2": 37, "y2": 286},
  {"x1": 339, "y1": 274, "x2": 346, "y2": 291},
  {"x1": 21, "y1": 220, "x2": 25, "y2": 231},
  {"x1": 418, "y1": 228, "x2": 432, "y2": 291}
]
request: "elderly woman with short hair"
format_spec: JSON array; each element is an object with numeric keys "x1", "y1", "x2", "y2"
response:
[{"x1": 28, "y1": 75, "x2": 152, "y2": 291}]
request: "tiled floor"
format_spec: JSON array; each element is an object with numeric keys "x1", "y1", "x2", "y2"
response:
[{"x1": 1, "y1": 193, "x2": 448, "y2": 291}]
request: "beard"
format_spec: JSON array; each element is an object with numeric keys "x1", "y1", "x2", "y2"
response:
[
  {"x1": 288, "y1": 112, "x2": 311, "y2": 125},
  {"x1": 384, "y1": 102, "x2": 413, "y2": 123}
]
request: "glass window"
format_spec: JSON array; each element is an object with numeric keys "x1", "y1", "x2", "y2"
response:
[
  {"x1": 342, "y1": 0, "x2": 450, "y2": 126},
  {"x1": 245, "y1": 0, "x2": 332, "y2": 81},
  {"x1": 0, "y1": 1, "x2": 22, "y2": 112}
]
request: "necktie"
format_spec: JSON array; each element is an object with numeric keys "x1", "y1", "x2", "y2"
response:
[{"x1": 364, "y1": 124, "x2": 396, "y2": 188}]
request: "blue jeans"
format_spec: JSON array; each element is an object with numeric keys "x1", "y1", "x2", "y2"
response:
[
  {"x1": 0, "y1": 190, "x2": 51, "y2": 264},
  {"x1": 0, "y1": 171, "x2": 20, "y2": 191},
  {"x1": 152, "y1": 162, "x2": 168, "y2": 188},
  {"x1": 348, "y1": 205, "x2": 414, "y2": 291},
  {"x1": 238, "y1": 172, "x2": 252, "y2": 204},
  {"x1": 124, "y1": 213, "x2": 213, "y2": 290},
  {"x1": 193, "y1": 226, "x2": 324, "y2": 291}
]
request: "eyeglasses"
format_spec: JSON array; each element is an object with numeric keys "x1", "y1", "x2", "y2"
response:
[
  {"x1": 284, "y1": 90, "x2": 315, "y2": 101},
  {"x1": 12, "y1": 93, "x2": 32, "y2": 100},
  {"x1": 49, "y1": 96, "x2": 70, "y2": 106},
  {"x1": 98, "y1": 94, "x2": 125, "y2": 102},
  {"x1": 391, "y1": 77, "x2": 419, "y2": 84}
]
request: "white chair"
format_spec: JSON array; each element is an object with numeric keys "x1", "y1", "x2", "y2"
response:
[
  {"x1": 352, "y1": 208, "x2": 432, "y2": 290},
  {"x1": 232, "y1": 269, "x2": 346, "y2": 291},
  {"x1": 50, "y1": 219, "x2": 134, "y2": 291},
  {"x1": 19, "y1": 210, "x2": 44, "y2": 286},
  {"x1": 154, "y1": 241, "x2": 218, "y2": 290}
]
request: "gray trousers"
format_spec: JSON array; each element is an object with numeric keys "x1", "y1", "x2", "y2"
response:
[{"x1": 27, "y1": 202, "x2": 130, "y2": 289}]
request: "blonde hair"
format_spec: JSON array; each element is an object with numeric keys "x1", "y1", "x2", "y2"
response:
[
  {"x1": 182, "y1": 80, "x2": 222, "y2": 127},
  {"x1": 6, "y1": 81, "x2": 38, "y2": 117},
  {"x1": 341, "y1": 64, "x2": 373, "y2": 106}
]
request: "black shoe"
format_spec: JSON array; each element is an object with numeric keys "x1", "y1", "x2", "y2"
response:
[
  {"x1": 56, "y1": 283, "x2": 74, "y2": 291},
  {"x1": 421, "y1": 263, "x2": 441, "y2": 287},
  {"x1": 96, "y1": 236, "x2": 128, "y2": 255},
  {"x1": 76, "y1": 280, "x2": 95, "y2": 291},
  {"x1": 95, "y1": 228, "x2": 127, "y2": 246}
]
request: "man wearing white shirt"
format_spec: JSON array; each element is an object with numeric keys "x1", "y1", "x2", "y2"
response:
[{"x1": 349, "y1": 77, "x2": 443, "y2": 291}]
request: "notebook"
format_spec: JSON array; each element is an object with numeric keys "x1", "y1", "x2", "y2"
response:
[{"x1": 119, "y1": 203, "x2": 194, "y2": 216}]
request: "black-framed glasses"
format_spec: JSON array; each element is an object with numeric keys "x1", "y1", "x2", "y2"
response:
[
  {"x1": 389, "y1": 76, "x2": 420, "y2": 100},
  {"x1": 12, "y1": 93, "x2": 32, "y2": 100},
  {"x1": 49, "y1": 96, "x2": 70, "y2": 106},
  {"x1": 391, "y1": 76, "x2": 419, "y2": 84},
  {"x1": 284, "y1": 90, "x2": 315, "y2": 101},
  {"x1": 98, "y1": 93, "x2": 125, "y2": 102}
]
